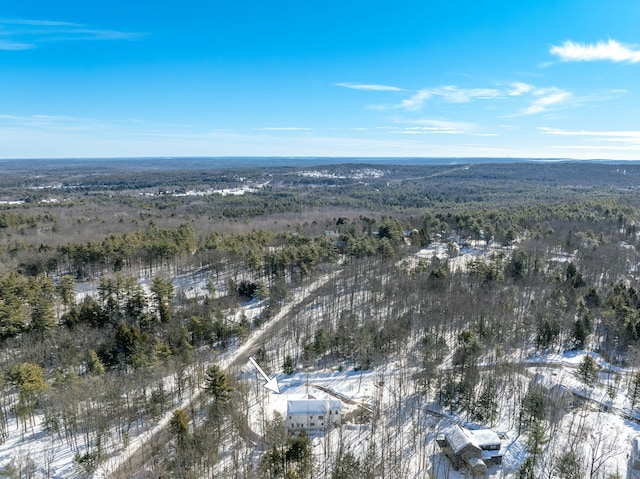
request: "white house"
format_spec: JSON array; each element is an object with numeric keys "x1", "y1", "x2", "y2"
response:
[{"x1": 286, "y1": 399, "x2": 341, "y2": 433}]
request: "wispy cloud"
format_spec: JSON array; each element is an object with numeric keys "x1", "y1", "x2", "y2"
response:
[
  {"x1": 539, "y1": 127, "x2": 640, "y2": 144},
  {"x1": 355, "y1": 78, "x2": 591, "y2": 118},
  {"x1": 519, "y1": 89, "x2": 571, "y2": 115},
  {"x1": 0, "y1": 18, "x2": 144, "y2": 49},
  {"x1": 0, "y1": 40, "x2": 34, "y2": 51},
  {"x1": 0, "y1": 18, "x2": 82, "y2": 27},
  {"x1": 0, "y1": 113, "x2": 113, "y2": 133},
  {"x1": 255, "y1": 127, "x2": 313, "y2": 131},
  {"x1": 550, "y1": 39, "x2": 640, "y2": 63},
  {"x1": 335, "y1": 82, "x2": 403, "y2": 92},
  {"x1": 389, "y1": 118, "x2": 478, "y2": 134},
  {"x1": 509, "y1": 82, "x2": 533, "y2": 96},
  {"x1": 398, "y1": 90, "x2": 432, "y2": 111},
  {"x1": 398, "y1": 86, "x2": 502, "y2": 111}
]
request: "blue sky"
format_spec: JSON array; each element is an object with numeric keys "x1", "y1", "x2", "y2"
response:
[{"x1": 2, "y1": 1, "x2": 640, "y2": 159}]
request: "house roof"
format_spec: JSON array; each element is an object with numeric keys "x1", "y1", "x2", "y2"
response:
[
  {"x1": 469, "y1": 429, "x2": 501, "y2": 447},
  {"x1": 441, "y1": 425, "x2": 474, "y2": 454},
  {"x1": 287, "y1": 399, "x2": 341, "y2": 416},
  {"x1": 441, "y1": 425, "x2": 501, "y2": 454}
]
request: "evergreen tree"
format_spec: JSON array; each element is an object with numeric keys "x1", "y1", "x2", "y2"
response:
[
  {"x1": 526, "y1": 419, "x2": 547, "y2": 456},
  {"x1": 151, "y1": 276, "x2": 173, "y2": 323},
  {"x1": 575, "y1": 354, "x2": 599, "y2": 389},
  {"x1": 555, "y1": 450, "x2": 582, "y2": 479},
  {"x1": 31, "y1": 295, "x2": 56, "y2": 334},
  {"x1": 204, "y1": 364, "x2": 233, "y2": 403},
  {"x1": 169, "y1": 408, "x2": 190, "y2": 448},
  {"x1": 516, "y1": 456, "x2": 535, "y2": 479},
  {"x1": 473, "y1": 378, "x2": 498, "y2": 425},
  {"x1": 283, "y1": 355, "x2": 295, "y2": 375},
  {"x1": 332, "y1": 451, "x2": 362, "y2": 479},
  {"x1": 58, "y1": 275, "x2": 76, "y2": 308},
  {"x1": 87, "y1": 349, "x2": 105, "y2": 375}
]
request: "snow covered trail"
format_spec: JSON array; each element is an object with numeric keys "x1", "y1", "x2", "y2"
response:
[{"x1": 97, "y1": 269, "x2": 340, "y2": 478}]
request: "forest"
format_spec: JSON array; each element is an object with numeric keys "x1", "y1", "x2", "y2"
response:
[{"x1": 2, "y1": 158, "x2": 640, "y2": 478}]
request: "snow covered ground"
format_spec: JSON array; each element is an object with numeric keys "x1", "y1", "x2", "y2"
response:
[
  {"x1": 239, "y1": 350, "x2": 640, "y2": 478},
  {"x1": 3, "y1": 259, "x2": 640, "y2": 479}
]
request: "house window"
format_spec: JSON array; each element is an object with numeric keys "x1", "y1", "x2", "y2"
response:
[
  {"x1": 318, "y1": 415, "x2": 324, "y2": 419},
  {"x1": 310, "y1": 423, "x2": 315, "y2": 427}
]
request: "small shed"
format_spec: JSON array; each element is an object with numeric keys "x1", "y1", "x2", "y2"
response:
[{"x1": 286, "y1": 399, "x2": 341, "y2": 433}]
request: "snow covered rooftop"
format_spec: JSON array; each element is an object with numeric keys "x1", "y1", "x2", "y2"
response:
[
  {"x1": 440, "y1": 425, "x2": 501, "y2": 454},
  {"x1": 287, "y1": 399, "x2": 341, "y2": 416},
  {"x1": 469, "y1": 429, "x2": 501, "y2": 447},
  {"x1": 441, "y1": 425, "x2": 474, "y2": 454}
]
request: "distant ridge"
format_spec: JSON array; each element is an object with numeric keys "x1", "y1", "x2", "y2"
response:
[{"x1": 2, "y1": 156, "x2": 639, "y2": 171}]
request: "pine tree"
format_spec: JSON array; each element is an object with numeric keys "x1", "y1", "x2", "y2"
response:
[
  {"x1": 332, "y1": 451, "x2": 362, "y2": 479},
  {"x1": 516, "y1": 456, "x2": 535, "y2": 479},
  {"x1": 283, "y1": 355, "x2": 295, "y2": 375},
  {"x1": 474, "y1": 378, "x2": 498, "y2": 425},
  {"x1": 31, "y1": 296, "x2": 56, "y2": 334},
  {"x1": 87, "y1": 349, "x2": 105, "y2": 375},
  {"x1": 555, "y1": 450, "x2": 582, "y2": 479},
  {"x1": 169, "y1": 408, "x2": 190, "y2": 448},
  {"x1": 575, "y1": 354, "x2": 599, "y2": 389},
  {"x1": 526, "y1": 420, "x2": 547, "y2": 455},
  {"x1": 204, "y1": 364, "x2": 233, "y2": 403}
]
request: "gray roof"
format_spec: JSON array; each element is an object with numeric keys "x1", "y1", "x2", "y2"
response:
[
  {"x1": 442, "y1": 425, "x2": 473, "y2": 454},
  {"x1": 442, "y1": 425, "x2": 501, "y2": 454}
]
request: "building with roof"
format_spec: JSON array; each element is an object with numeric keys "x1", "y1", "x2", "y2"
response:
[
  {"x1": 286, "y1": 399, "x2": 341, "y2": 433},
  {"x1": 436, "y1": 425, "x2": 502, "y2": 475}
]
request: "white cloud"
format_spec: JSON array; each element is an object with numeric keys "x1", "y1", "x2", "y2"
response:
[
  {"x1": 67, "y1": 29, "x2": 143, "y2": 41},
  {"x1": 397, "y1": 86, "x2": 502, "y2": 111},
  {"x1": 509, "y1": 82, "x2": 533, "y2": 96},
  {"x1": 398, "y1": 89, "x2": 433, "y2": 111},
  {"x1": 0, "y1": 18, "x2": 143, "y2": 48},
  {"x1": 255, "y1": 127, "x2": 312, "y2": 131},
  {"x1": 0, "y1": 19, "x2": 82, "y2": 27},
  {"x1": 0, "y1": 40, "x2": 34, "y2": 50},
  {"x1": 335, "y1": 82, "x2": 403, "y2": 91},
  {"x1": 539, "y1": 127, "x2": 640, "y2": 144},
  {"x1": 392, "y1": 127, "x2": 463, "y2": 135},
  {"x1": 550, "y1": 39, "x2": 640, "y2": 63},
  {"x1": 438, "y1": 86, "x2": 502, "y2": 102},
  {"x1": 394, "y1": 118, "x2": 477, "y2": 133},
  {"x1": 519, "y1": 90, "x2": 571, "y2": 115}
]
